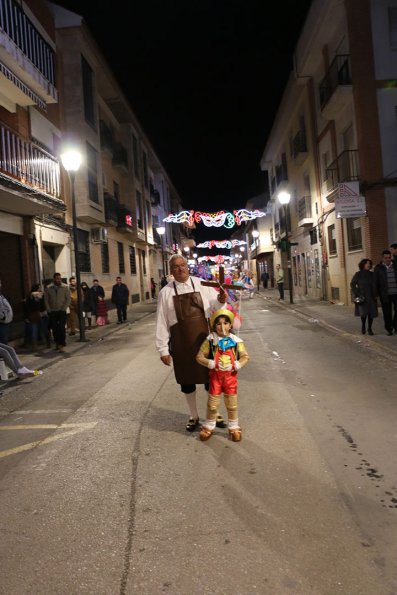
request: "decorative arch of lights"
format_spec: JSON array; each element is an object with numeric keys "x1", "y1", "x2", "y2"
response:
[
  {"x1": 197, "y1": 255, "x2": 232, "y2": 263},
  {"x1": 196, "y1": 239, "x2": 246, "y2": 249},
  {"x1": 163, "y1": 209, "x2": 266, "y2": 228}
]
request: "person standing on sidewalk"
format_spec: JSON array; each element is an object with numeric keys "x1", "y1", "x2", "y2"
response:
[
  {"x1": 261, "y1": 270, "x2": 269, "y2": 289},
  {"x1": 89, "y1": 279, "x2": 105, "y2": 322},
  {"x1": 111, "y1": 276, "x2": 129, "y2": 324},
  {"x1": 67, "y1": 276, "x2": 80, "y2": 336},
  {"x1": 350, "y1": 259, "x2": 378, "y2": 335},
  {"x1": 0, "y1": 279, "x2": 13, "y2": 344},
  {"x1": 275, "y1": 264, "x2": 285, "y2": 301},
  {"x1": 390, "y1": 243, "x2": 397, "y2": 267},
  {"x1": 374, "y1": 250, "x2": 397, "y2": 336},
  {"x1": 44, "y1": 273, "x2": 71, "y2": 353}
]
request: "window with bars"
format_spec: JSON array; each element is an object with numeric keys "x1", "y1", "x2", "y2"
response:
[
  {"x1": 327, "y1": 224, "x2": 337, "y2": 255},
  {"x1": 347, "y1": 218, "x2": 362, "y2": 251},
  {"x1": 117, "y1": 242, "x2": 125, "y2": 274},
  {"x1": 129, "y1": 246, "x2": 137, "y2": 274},
  {"x1": 77, "y1": 229, "x2": 91, "y2": 272},
  {"x1": 101, "y1": 242, "x2": 109, "y2": 273}
]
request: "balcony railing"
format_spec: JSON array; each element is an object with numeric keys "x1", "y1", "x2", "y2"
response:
[
  {"x1": 298, "y1": 195, "x2": 313, "y2": 226},
  {"x1": 325, "y1": 149, "x2": 359, "y2": 193},
  {"x1": 0, "y1": 0, "x2": 56, "y2": 87},
  {"x1": 104, "y1": 192, "x2": 119, "y2": 226},
  {"x1": 0, "y1": 123, "x2": 60, "y2": 198},
  {"x1": 292, "y1": 129, "x2": 307, "y2": 163},
  {"x1": 112, "y1": 143, "x2": 128, "y2": 171},
  {"x1": 319, "y1": 55, "x2": 352, "y2": 111}
]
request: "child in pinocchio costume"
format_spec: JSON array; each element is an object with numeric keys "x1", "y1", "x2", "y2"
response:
[{"x1": 196, "y1": 308, "x2": 249, "y2": 442}]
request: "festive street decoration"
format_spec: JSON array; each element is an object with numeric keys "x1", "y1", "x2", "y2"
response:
[
  {"x1": 196, "y1": 239, "x2": 246, "y2": 248},
  {"x1": 163, "y1": 209, "x2": 265, "y2": 228}
]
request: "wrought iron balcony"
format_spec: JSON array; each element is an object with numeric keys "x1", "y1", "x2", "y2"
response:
[
  {"x1": 292, "y1": 129, "x2": 308, "y2": 165},
  {"x1": 0, "y1": 123, "x2": 63, "y2": 214},
  {"x1": 324, "y1": 149, "x2": 359, "y2": 198},
  {"x1": 297, "y1": 195, "x2": 313, "y2": 226},
  {"x1": 319, "y1": 55, "x2": 352, "y2": 117},
  {"x1": 99, "y1": 120, "x2": 114, "y2": 154},
  {"x1": 103, "y1": 192, "x2": 119, "y2": 226},
  {"x1": 117, "y1": 204, "x2": 133, "y2": 232},
  {"x1": 112, "y1": 143, "x2": 128, "y2": 171}
]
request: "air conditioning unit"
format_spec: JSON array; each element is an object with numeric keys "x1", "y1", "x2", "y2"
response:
[{"x1": 91, "y1": 228, "x2": 108, "y2": 243}]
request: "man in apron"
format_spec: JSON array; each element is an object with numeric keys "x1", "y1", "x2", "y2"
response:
[{"x1": 155, "y1": 254, "x2": 226, "y2": 431}]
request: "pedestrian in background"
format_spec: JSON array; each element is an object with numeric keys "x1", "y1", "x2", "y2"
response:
[
  {"x1": 24, "y1": 283, "x2": 51, "y2": 349},
  {"x1": 150, "y1": 277, "x2": 157, "y2": 299},
  {"x1": 0, "y1": 279, "x2": 13, "y2": 344},
  {"x1": 44, "y1": 273, "x2": 71, "y2": 353},
  {"x1": 275, "y1": 264, "x2": 285, "y2": 301},
  {"x1": 374, "y1": 250, "x2": 397, "y2": 336},
  {"x1": 80, "y1": 282, "x2": 94, "y2": 328},
  {"x1": 350, "y1": 258, "x2": 378, "y2": 335},
  {"x1": 95, "y1": 296, "x2": 109, "y2": 326},
  {"x1": 67, "y1": 276, "x2": 80, "y2": 336},
  {"x1": 111, "y1": 276, "x2": 129, "y2": 324},
  {"x1": 89, "y1": 279, "x2": 105, "y2": 321},
  {"x1": 261, "y1": 270, "x2": 269, "y2": 289},
  {"x1": 160, "y1": 276, "x2": 168, "y2": 289}
]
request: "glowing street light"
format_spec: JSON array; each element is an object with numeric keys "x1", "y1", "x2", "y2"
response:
[{"x1": 156, "y1": 226, "x2": 166, "y2": 275}]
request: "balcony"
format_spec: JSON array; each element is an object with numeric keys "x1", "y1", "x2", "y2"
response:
[
  {"x1": 150, "y1": 182, "x2": 160, "y2": 206},
  {"x1": 0, "y1": 0, "x2": 57, "y2": 106},
  {"x1": 297, "y1": 195, "x2": 313, "y2": 227},
  {"x1": 0, "y1": 123, "x2": 64, "y2": 215},
  {"x1": 319, "y1": 55, "x2": 352, "y2": 120},
  {"x1": 104, "y1": 192, "x2": 119, "y2": 226},
  {"x1": 292, "y1": 129, "x2": 308, "y2": 165},
  {"x1": 323, "y1": 150, "x2": 359, "y2": 202}
]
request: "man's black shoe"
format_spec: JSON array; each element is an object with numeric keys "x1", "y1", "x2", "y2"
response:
[
  {"x1": 216, "y1": 416, "x2": 227, "y2": 429},
  {"x1": 186, "y1": 417, "x2": 200, "y2": 432}
]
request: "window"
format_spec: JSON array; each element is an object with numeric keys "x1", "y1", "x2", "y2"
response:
[
  {"x1": 322, "y1": 151, "x2": 330, "y2": 182},
  {"x1": 81, "y1": 56, "x2": 96, "y2": 127},
  {"x1": 77, "y1": 229, "x2": 91, "y2": 272},
  {"x1": 129, "y1": 246, "x2": 137, "y2": 274},
  {"x1": 142, "y1": 151, "x2": 149, "y2": 189},
  {"x1": 347, "y1": 218, "x2": 362, "y2": 251},
  {"x1": 113, "y1": 181, "x2": 120, "y2": 203},
  {"x1": 117, "y1": 242, "x2": 125, "y2": 274},
  {"x1": 145, "y1": 201, "x2": 151, "y2": 233},
  {"x1": 136, "y1": 191, "x2": 143, "y2": 229},
  {"x1": 101, "y1": 243, "x2": 109, "y2": 273},
  {"x1": 86, "y1": 142, "x2": 99, "y2": 203},
  {"x1": 328, "y1": 224, "x2": 337, "y2": 255},
  {"x1": 133, "y1": 135, "x2": 140, "y2": 179},
  {"x1": 389, "y1": 7, "x2": 397, "y2": 48}
]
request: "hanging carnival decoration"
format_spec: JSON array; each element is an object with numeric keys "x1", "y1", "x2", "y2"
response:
[
  {"x1": 163, "y1": 208, "x2": 266, "y2": 228},
  {"x1": 195, "y1": 239, "x2": 246, "y2": 249},
  {"x1": 197, "y1": 255, "x2": 232, "y2": 263}
]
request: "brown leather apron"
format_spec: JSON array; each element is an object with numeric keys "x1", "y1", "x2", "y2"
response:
[{"x1": 169, "y1": 279, "x2": 210, "y2": 385}]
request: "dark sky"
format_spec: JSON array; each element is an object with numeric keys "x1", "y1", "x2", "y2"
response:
[{"x1": 56, "y1": 0, "x2": 312, "y2": 240}]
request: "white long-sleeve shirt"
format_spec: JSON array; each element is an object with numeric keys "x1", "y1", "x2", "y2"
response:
[{"x1": 155, "y1": 276, "x2": 221, "y2": 357}]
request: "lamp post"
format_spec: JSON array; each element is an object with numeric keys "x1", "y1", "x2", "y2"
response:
[
  {"x1": 60, "y1": 149, "x2": 88, "y2": 342},
  {"x1": 156, "y1": 226, "x2": 166, "y2": 276},
  {"x1": 278, "y1": 191, "x2": 293, "y2": 304}
]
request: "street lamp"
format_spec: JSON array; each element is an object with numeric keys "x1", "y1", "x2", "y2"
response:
[
  {"x1": 278, "y1": 191, "x2": 293, "y2": 304},
  {"x1": 156, "y1": 226, "x2": 166, "y2": 275},
  {"x1": 60, "y1": 148, "x2": 88, "y2": 342}
]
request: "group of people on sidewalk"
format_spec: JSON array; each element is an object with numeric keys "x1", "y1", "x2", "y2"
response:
[
  {"x1": 350, "y1": 245, "x2": 397, "y2": 336},
  {"x1": 0, "y1": 273, "x2": 131, "y2": 380}
]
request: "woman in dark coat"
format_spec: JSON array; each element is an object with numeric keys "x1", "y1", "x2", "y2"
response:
[{"x1": 350, "y1": 258, "x2": 378, "y2": 335}]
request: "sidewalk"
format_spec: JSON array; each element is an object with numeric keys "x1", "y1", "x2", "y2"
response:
[
  {"x1": 255, "y1": 287, "x2": 397, "y2": 361},
  {"x1": 0, "y1": 301, "x2": 158, "y2": 385}
]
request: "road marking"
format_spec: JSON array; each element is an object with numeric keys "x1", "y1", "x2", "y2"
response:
[
  {"x1": 0, "y1": 422, "x2": 97, "y2": 459},
  {"x1": 10, "y1": 409, "x2": 74, "y2": 414}
]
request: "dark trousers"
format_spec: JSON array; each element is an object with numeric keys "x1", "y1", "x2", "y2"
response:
[
  {"x1": 381, "y1": 295, "x2": 397, "y2": 332},
  {"x1": 49, "y1": 311, "x2": 67, "y2": 347},
  {"x1": 180, "y1": 383, "x2": 209, "y2": 394},
  {"x1": 262, "y1": 280, "x2": 268, "y2": 289},
  {"x1": 277, "y1": 282, "x2": 284, "y2": 300},
  {"x1": 116, "y1": 303, "x2": 127, "y2": 322}
]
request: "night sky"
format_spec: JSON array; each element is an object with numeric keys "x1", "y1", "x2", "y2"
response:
[{"x1": 55, "y1": 0, "x2": 312, "y2": 241}]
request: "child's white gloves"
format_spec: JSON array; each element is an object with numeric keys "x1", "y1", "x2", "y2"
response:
[
  {"x1": 234, "y1": 361, "x2": 241, "y2": 370},
  {"x1": 207, "y1": 359, "x2": 216, "y2": 369}
]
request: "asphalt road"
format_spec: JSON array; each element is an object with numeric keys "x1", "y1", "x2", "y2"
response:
[{"x1": 0, "y1": 296, "x2": 396, "y2": 594}]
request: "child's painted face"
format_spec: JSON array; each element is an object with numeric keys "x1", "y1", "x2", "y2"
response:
[{"x1": 214, "y1": 316, "x2": 232, "y2": 337}]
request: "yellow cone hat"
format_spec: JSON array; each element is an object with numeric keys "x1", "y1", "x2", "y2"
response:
[{"x1": 210, "y1": 308, "x2": 235, "y2": 330}]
